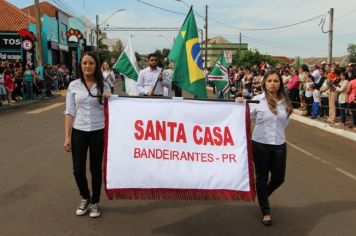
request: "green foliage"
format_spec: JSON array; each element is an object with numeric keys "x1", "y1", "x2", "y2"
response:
[
  {"x1": 232, "y1": 49, "x2": 278, "y2": 69},
  {"x1": 153, "y1": 49, "x2": 171, "y2": 67},
  {"x1": 347, "y1": 43, "x2": 356, "y2": 63},
  {"x1": 98, "y1": 38, "x2": 123, "y2": 66},
  {"x1": 295, "y1": 56, "x2": 301, "y2": 70}
]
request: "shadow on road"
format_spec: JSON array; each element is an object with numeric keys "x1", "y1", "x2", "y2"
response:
[
  {"x1": 151, "y1": 201, "x2": 356, "y2": 235},
  {"x1": 104, "y1": 200, "x2": 356, "y2": 235}
]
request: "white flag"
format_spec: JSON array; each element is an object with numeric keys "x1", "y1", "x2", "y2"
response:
[{"x1": 113, "y1": 37, "x2": 139, "y2": 96}]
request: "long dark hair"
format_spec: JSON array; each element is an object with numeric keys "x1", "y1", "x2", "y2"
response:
[
  {"x1": 78, "y1": 51, "x2": 104, "y2": 104},
  {"x1": 261, "y1": 70, "x2": 293, "y2": 116}
]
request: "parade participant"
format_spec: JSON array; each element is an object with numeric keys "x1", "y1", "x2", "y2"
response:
[
  {"x1": 64, "y1": 51, "x2": 111, "y2": 218},
  {"x1": 237, "y1": 70, "x2": 293, "y2": 226},
  {"x1": 136, "y1": 53, "x2": 170, "y2": 96},
  {"x1": 101, "y1": 61, "x2": 116, "y2": 93}
]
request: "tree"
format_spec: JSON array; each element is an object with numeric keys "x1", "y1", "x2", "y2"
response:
[
  {"x1": 232, "y1": 49, "x2": 278, "y2": 69},
  {"x1": 347, "y1": 43, "x2": 356, "y2": 63}
]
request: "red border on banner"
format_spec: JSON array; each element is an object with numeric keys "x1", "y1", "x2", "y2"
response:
[{"x1": 103, "y1": 99, "x2": 255, "y2": 201}]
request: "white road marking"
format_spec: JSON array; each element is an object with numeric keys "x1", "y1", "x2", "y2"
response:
[
  {"x1": 26, "y1": 102, "x2": 65, "y2": 114},
  {"x1": 287, "y1": 141, "x2": 356, "y2": 182},
  {"x1": 335, "y1": 168, "x2": 356, "y2": 181}
]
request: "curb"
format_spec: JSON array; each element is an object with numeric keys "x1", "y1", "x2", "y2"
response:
[
  {"x1": 290, "y1": 113, "x2": 356, "y2": 142},
  {"x1": 0, "y1": 94, "x2": 61, "y2": 112}
]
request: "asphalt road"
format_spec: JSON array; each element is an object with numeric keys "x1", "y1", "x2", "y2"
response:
[{"x1": 0, "y1": 95, "x2": 355, "y2": 236}]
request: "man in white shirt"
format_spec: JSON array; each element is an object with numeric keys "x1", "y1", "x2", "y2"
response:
[
  {"x1": 136, "y1": 54, "x2": 170, "y2": 96},
  {"x1": 311, "y1": 64, "x2": 321, "y2": 84}
]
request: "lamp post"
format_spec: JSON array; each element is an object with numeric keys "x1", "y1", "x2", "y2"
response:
[{"x1": 95, "y1": 9, "x2": 126, "y2": 48}]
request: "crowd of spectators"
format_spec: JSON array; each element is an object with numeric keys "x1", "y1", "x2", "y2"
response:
[
  {"x1": 218, "y1": 62, "x2": 356, "y2": 130},
  {"x1": 0, "y1": 60, "x2": 71, "y2": 106}
]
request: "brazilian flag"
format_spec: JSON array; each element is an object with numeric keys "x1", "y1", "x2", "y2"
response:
[{"x1": 168, "y1": 7, "x2": 207, "y2": 98}]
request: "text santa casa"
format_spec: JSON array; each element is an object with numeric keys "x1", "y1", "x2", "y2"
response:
[{"x1": 134, "y1": 120, "x2": 235, "y2": 146}]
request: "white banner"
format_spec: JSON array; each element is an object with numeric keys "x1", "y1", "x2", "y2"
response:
[{"x1": 104, "y1": 97, "x2": 255, "y2": 201}]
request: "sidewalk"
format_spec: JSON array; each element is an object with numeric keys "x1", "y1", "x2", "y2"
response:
[
  {"x1": 291, "y1": 109, "x2": 356, "y2": 142},
  {"x1": 0, "y1": 93, "x2": 62, "y2": 112}
]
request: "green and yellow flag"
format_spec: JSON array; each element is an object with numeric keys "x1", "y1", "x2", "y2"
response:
[{"x1": 168, "y1": 7, "x2": 207, "y2": 98}]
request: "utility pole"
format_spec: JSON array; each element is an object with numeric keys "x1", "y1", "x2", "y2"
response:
[
  {"x1": 204, "y1": 4, "x2": 208, "y2": 69},
  {"x1": 96, "y1": 14, "x2": 99, "y2": 50},
  {"x1": 328, "y1": 8, "x2": 334, "y2": 65},
  {"x1": 238, "y1": 32, "x2": 242, "y2": 63},
  {"x1": 34, "y1": 0, "x2": 43, "y2": 66}
]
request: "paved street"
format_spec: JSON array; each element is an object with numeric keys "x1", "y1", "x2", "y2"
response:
[{"x1": 0, "y1": 95, "x2": 356, "y2": 236}]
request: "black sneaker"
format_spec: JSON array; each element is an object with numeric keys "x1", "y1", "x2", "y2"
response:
[
  {"x1": 89, "y1": 203, "x2": 101, "y2": 218},
  {"x1": 76, "y1": 199, "x2": 90, "y2": 216}
]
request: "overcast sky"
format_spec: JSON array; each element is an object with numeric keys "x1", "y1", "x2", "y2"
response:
[{"x1": 9, "y1": 0, "x2": 356, "y2": 58}]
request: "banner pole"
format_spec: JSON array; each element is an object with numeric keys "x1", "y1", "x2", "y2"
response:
[{"x1": 115, "y1": 95, "x2": 260, "y2": 103}]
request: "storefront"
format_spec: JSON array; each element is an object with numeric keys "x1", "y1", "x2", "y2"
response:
[{"x1": 0, "y1": 31, "x2": 35, "y2": 66}]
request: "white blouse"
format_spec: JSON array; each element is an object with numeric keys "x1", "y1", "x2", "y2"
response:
[
  {"x1": 249, "y1": 93, "x2": 289, "y2": 145},
  {"x1": 65, "y1": 79, "x2": 111, "y2": 132}
]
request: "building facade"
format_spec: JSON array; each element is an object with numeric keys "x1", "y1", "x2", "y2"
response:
[{"x1": 201, "y1": 36, "x2": 248, "y2": 68}]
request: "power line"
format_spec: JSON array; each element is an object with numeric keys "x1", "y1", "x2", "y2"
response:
[
  {"x1": 209, "y1": 14, "x2": 326, "y2": 31},
  {"x1": 58, "y1": 0, "x2": 82, "y2": 16},
  {"x1": 242, "y1": 35, "x2": 325, "y2": 56},
  {"x1": 50, "y1": 0, "x2": 76, "y2": 16},
  {"x1": 141, "y1": 0, "x2": 326, "y2": 31},
  {"x1": 136, "y1": 0, "x2": 186, "y2": 15},
  {"x1": 335, "y1": 8, "x2": 356, "y2": 21}
]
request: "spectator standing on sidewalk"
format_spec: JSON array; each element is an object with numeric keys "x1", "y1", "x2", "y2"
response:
[
  {"x1": 298, "y1": 66, "x2": 308, "y2": 110},
  {"x1": 287, "y1": 67, "x2": 300, "y2": 108},
  {"x1": 4, "y1": 63, "x2": 16, "y2": 105},
  {"x1": 13, "y1": 66, "x2": 23, "y2": 101},
  {"x1": 335, "y1": 72, "x2": 349, "y2": 127},
  {"x1": 0, "y1": 67, "x2": 6, "y2": 105},
  {"x1": 23, "y1": 64, "x2": 36, "y2": 100},
  {"x1": 347, "y1": 76, "x2": 356, "y2": 130},
  {"x1": 327, "y1": 71, "x2": 340, "y2": 124},
  {"x1": 64, "y1": 52, "x2": 111, "y2": 218},
  {"x1": 44, "y1": 65, "x2": 53, "y2": 97},
  {"x1": 311, "y1": 84, "x2": 321, "y2": 119},
  {"x1": 304, "y1": 74, "x2": 315, "y2": 116},
  {"x1": 315, "y1": 68, "x2": 327, "y2": 90},
  {"x1": 319, "y1": 79, "x2": 330, "y2": 118}
]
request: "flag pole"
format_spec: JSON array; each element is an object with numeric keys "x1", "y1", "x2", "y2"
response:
[{"x1": 150, "y1": 67, "x2": 165, "y2": 96}]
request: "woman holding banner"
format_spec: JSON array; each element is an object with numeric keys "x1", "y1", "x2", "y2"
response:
[
  {"x1": 237, "y1": 70, "x2": 293, "y2": 226},
  {"x1": 64, "y1": 51, "x2": 111, "y2": 218}
]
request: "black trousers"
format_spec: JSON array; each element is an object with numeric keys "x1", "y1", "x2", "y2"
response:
[
  {"x1": 350, "y1": 102, "x2": 356, "y2": 126},
  {"x1": 288, "y1": 88, "x2": 300, "y2": 108},
  {"x1": 252, "y1": 141, "x2": 287, "y2": 216},
  {"x1": 305, "y1": 96, "x2": 313, "y2": 116},
  {"x1": 71, "y1": 128, "x2": 104, "y2": 204},
  {"x1": 320, "y1": 97, "x2": 329, "y2": 117}
]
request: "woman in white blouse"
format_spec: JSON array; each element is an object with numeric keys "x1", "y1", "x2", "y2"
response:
[
  {"x1": 238, "y1": 70, "x2": 293, "y2": 226},
  {"x1": 64, "y1": 52, "x2": 111, "y2": 218},
  {"x1": 101, "y1": 61, "x2": 116, "y2": 93}
]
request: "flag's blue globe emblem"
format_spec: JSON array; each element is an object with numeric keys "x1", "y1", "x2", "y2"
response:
[{"x1": 191, "y1": 43, "x2": 204, "y2": 70}]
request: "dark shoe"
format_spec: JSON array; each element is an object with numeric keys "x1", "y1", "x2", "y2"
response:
[{"x1": 262, "y1": 216, "x2": 272, "y2": 226}]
